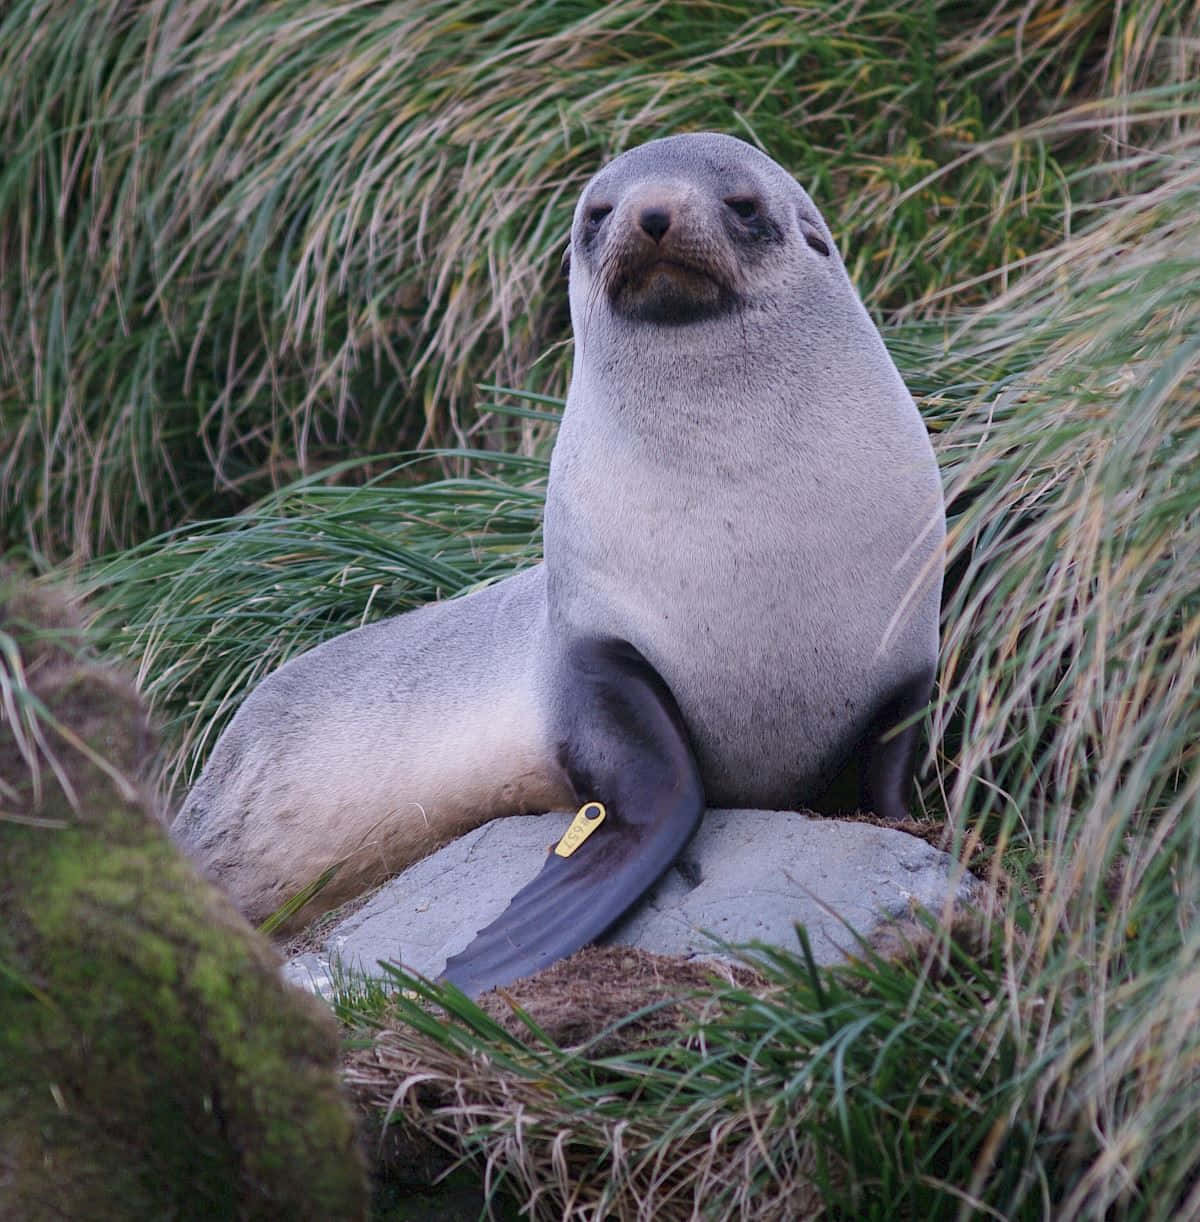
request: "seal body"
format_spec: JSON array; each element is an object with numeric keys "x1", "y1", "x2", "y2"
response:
[
  {"x1": 174, "y1": 567, "x2": 573, "y2": 921},
  {"x1": 174, "y1": 133, "x2": 944, "y2": 946}
]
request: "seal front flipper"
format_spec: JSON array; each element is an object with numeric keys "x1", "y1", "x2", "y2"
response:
[
  {"x1": 857, "y1": 668, "x2": 936, "y2": 822},
  {"x1": 441, "y1": 637, "x2": 704, "y2": 997}
]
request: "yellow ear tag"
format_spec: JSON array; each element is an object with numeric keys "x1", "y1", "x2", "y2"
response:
[{"x1": 554, "y1": 801, "x2": 607, "y2": 858}]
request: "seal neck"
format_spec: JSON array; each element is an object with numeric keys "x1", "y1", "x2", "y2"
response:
[{"x1": 565, "y1": 296, "x2": 893, "y2": 450}]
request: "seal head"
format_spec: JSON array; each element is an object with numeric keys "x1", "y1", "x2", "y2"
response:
[{"x1": 568, "y1": 134, "x2": 834, "y2": 325}]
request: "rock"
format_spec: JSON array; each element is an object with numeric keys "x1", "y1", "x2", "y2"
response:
[
  {"x1": 288, "y1": 807, "x2": 979, "y2": 995},
  {"x1": 0, "y1": 573, "x2": 368, "y2": 1221}
]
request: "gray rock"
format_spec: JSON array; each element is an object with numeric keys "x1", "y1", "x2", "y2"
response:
[{"x1": 287, "y1": 809, "x2": 979, "y2": 995}]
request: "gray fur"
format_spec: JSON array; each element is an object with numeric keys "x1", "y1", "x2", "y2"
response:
[{"x1": 174, "y1": 133, "x2": 945, "y2": 927}]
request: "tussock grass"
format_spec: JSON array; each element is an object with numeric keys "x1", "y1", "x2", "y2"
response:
[
  {"x1": 917, "y1": 133, "x2": 1200, "y2": 1219},
  {"x1": 5, "y1": 0, "x2": 1193, "y2": 558},
  {"x1": 343, "y1": 925, "x2": 1031, "y2": 1221},
  {"x1": 932, "y1": 143, "x2": 1200, "y2": 843},
  {"x1": 85, "y1": 442, "x2": 547, "y2": 794}
]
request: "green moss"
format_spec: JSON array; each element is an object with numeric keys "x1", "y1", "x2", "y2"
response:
[{"x1": 0, "y1": 575, "x2": 367, "y2": 1220}]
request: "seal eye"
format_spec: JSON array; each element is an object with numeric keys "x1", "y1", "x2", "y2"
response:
[
  {"x1": 584, "y1": 204, "x2": 612, "y2": 229},
  {"x1": 725, "y1": 196, "x2": 759, "y2": 221}
]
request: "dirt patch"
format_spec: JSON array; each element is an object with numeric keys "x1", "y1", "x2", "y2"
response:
[{"x1": 473, "y1": 944, "x2": 764, "y2": 1050}]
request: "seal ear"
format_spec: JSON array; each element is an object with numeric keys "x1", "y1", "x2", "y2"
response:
[
  {"x1": 560, "y1": 243, "x2": 571, "y2": 278},
  {"x1": 797, "y1": 208, "x2": 831, "y2": 257}
]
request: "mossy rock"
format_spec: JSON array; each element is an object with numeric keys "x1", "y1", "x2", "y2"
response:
[{"x1": 0, "y1": 574, "x2": 367, "y2": 1220}]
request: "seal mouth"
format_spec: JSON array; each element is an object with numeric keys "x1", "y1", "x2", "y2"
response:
[{"x1": 604, "y1": 252, "x2": 740, "y2": 326}]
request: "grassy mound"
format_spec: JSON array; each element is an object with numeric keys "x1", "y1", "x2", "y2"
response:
[{"x1": 342, "y1": 932, "x2": 1010, "y2": 1220}]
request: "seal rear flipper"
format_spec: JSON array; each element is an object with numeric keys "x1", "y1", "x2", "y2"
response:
[{"x1": 441, "y1": 637, "x2": 704, "y2": 997}]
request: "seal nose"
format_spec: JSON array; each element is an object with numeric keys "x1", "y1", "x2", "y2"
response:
[{"x1": 639, "y1": 207, "x2": 672, "y2": 243}]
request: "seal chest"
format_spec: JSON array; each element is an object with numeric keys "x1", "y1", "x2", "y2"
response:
[{"x1": 175, "y1": 133, "x2": 944, "y2": 993}]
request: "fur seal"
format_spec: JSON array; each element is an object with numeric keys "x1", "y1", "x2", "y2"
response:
[{"x1": 173, "y1": 133, "x2": 945, "y2": 996}]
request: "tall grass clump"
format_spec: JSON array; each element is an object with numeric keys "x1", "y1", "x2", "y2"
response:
[
  {"x1": 85, "y1": 435, "x2": 549, "y2": 792},
  {"x1": 343, "y1": 930, "x2": 1031, "y2": 1222},
  {"x1": 919, "y1": 122, "x2": 1200, "y2": 1216},
  {"x1": 4, "y1": 0, "x2": 1193, "y2": 559}
]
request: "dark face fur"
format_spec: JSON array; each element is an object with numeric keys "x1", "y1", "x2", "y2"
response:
[{"x1": 569, "y1": 134, "x2": 833, "y2": 327}]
